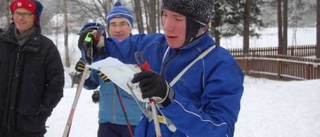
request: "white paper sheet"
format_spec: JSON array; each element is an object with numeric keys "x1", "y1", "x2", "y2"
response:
[{"x1": 89, "y1": 57, "x2": 147, "y2": 102}]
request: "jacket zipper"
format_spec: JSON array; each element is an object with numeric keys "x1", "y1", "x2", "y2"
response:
[{"x1": 160, "y1": 50, "x2": 179, "y2": 76}]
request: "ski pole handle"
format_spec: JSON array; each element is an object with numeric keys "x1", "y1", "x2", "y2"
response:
[
  {"x1": 138, "y1": 61, "x2": 162, "y2": 137},
  {"x1": 134, "y1": 52, "x2": 162, "y2": 136}
]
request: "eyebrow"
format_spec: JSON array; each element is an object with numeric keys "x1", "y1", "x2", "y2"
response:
[{"x1": 15, "y1": 11, "x2": 32, "y2": 14}]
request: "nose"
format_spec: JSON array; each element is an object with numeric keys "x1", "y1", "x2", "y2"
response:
[{"x1": 162, "y1": 19, "x2": 174, "y2": 32}]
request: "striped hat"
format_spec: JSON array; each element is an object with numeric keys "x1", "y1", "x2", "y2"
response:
[{"x1": 106, "y1": 1, "x2": 134, "y2": 29}]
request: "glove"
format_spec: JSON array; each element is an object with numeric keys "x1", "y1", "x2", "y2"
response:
[
  {"x1": 78, "y1": 23, "x2": 105, "y2": 64},
  {"x1": 75, "y1": 59, "x2": 89, "y2": 72},
  {"x1": 131, "y1": 71, "x2": 174, "y2": 108},
  {"x1": 75, "y1": 59, "x2": 110, "y2": 83},
  {"x1": 92, "y1": 89, "x2": 100, "y2": 103},
  {"x1": 97, "y1": 71, "x2": 111, "y2": 82}
]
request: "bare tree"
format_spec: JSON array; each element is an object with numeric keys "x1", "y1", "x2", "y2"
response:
[
  {"x1": 277, "y1": 0, "x2": 288, "y2": 55},
  {"x1": 62, "y1": 0, "x2": 70, "y2": 67},
  {"x1": 145, "y1": 0, "x2": 157, "y2": 33},
  {"x1": 243, "y1": 0, "x2": 251, "y2": 54},
  {"x1": 317, "y1": 0, "x2": 320, "y2": 58},
  {"x1": 132, "y1": 0, "x2": 144, "y2": 33},
  {"x1": 277, "y1": 0, "x2": 283, "y2": 54},
  {"x1": 0, "y1": 0, "x2": 11, "y2": 28},
  {"x1": 282, "y1": 0, "x2": 288, "y2": 55}
]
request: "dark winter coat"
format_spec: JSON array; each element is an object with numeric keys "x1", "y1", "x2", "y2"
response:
[{"x1": 0, "y1": 24, "x2": 64, "y2": 137}]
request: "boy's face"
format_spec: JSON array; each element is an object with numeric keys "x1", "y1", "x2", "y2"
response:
[
  {"x1": 108, "y1": 18, "x2": 132, "y2": 41},
  {"x1": 162, "y1": 9, "x2": 186, "y2": 48},
  {"x1": 13, "y1": 8, "x2": 35, "y2": 34}
]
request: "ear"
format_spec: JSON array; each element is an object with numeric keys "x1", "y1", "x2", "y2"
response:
[{"x1": 200, "y1": 26, "x2": 209, "y2": 35}]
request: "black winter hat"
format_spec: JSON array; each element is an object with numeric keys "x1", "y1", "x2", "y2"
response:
[{"x1": 162, "y1": 0, "x2": 214, "y2": 25}]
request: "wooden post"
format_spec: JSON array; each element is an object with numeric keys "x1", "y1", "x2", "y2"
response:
[
  {"x1": 277, "y1": 60, "x2": 282, "y2": 80},
  {"x1": 244, "y1": 56, "x2": 251, "y2": 75},
  {"x1": 306, "y1": 64, "x2": 311, "y2": 80}
]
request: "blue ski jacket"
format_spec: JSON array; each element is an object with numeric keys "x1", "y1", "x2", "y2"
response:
[
  {"x1": 83, "y1": 70, "x2": 143, "y2": 126},
  {"x1": 88, "y1": 31, "x2": 244, "y2": 137}
]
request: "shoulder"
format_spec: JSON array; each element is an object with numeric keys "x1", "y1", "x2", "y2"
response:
[
  {"x1": 39, "y1": 34, "x2": 55, "y2": 46},
  {"x1": 130, "y1": 33, "x2": 165, "y2": 42}
]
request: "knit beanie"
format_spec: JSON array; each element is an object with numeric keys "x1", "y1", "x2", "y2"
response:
[
  {"x1": 162, "y1": 0, "x2": 214, "y2": 46},
  {"x1": 162, "y1": 0, "x2": 213, "y2": 26},
  {"x1": 106, "y1": 1, "x2": 134, "y2": 29},
  {"x1": 10, "y1": 0, "x2": 43, "y2": 26}
]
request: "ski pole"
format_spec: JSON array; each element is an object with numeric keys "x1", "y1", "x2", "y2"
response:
[
  {"x1": 113, "y1": 84, "x2": 134, "y2": 137},
  {"x1": 134, "y1": 52, "x2": 162, "y2": 137},
  {"x1": 62, "y1": 66, "x2": 90, "y2": 137},
  {"x1": 150, "y1": 99, "x2": 161, "y2": 137}
]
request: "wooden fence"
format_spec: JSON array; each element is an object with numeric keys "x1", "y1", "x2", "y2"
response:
[
  {"x1": 233, "y1": 54, "x2": 320, "y2": 80},
  {"x1": 229, "y1": 45, "x2": 316, "y2": 56},
  {"x1": 227, "y1": 45, "x2": 320, "y2": 80}
]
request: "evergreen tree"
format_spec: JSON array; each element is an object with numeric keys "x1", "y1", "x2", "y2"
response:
[{"x1": 210, "y1": 0, "x2": 264, "y2": 45}]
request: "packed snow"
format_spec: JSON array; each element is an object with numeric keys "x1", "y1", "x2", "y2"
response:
[
  {"x1": 46, "y1": 76, "x2": 320, "y2": 137},
  {"x1": 44, "y1": 27, "x2": 319, "y2": 137}
]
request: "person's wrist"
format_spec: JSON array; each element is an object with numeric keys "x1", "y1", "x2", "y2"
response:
[{"x1": 157, "y1": 87, "x2": 174, "y2": 108}]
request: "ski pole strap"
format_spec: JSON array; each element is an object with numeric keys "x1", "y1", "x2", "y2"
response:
[
  {"x1": 84, "y1": 32, "x2": 93, "y2": 42},
  {"x1": 146, "y1": 111, "x2": 177, "y2": 132},
  {"x1": 150, "y1": 45, "x2": 216, "y2": 132},
  {"x1": 169, "y1": 45, "x2": 216, "y2": 86}
]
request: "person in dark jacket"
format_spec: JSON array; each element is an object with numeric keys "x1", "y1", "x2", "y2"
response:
[
  {"x1": 78, "y1": 0, "x2": 244, "y2": 136},
  {"x1": 0, "y1": 0, "x2": 64, "y2": 137}
]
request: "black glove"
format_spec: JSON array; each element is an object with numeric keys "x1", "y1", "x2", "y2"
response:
[
  {"x1": 131, "y1": 71, "x2": 174, "y2": 108},
  {"x1": 92, "y1": 89, "x2": 100, "y2": 103},
  {"x1": 97, "y1": 71, "x2": 111, "y2": 82},
  {"x1": 78, "y1": 25, "x2": 105, "y2": 65},
  {"x1": 75, "y1": 59, "x2": 88, "y2": 73}
]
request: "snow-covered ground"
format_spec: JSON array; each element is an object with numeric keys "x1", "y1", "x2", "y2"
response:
[
  {"x1": 46, "y1": 76, "x2": 320, "y2": 137},
  {"x1": 44, "y1": 27, "x2": 319, "y2": 137}
]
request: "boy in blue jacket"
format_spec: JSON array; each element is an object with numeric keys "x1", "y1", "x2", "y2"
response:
[{"x1": 79, "y1": 0, "x2": 244, "y2": 136}]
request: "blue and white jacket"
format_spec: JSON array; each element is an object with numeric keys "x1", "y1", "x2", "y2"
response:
[
  {"x1": 84, "y1": 70, "x2": 143, "y2": 126},
  {"x1": 89, "y1": 31, "x2": 244, "y2": 137}
]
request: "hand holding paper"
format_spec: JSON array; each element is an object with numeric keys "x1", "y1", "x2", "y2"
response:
[{"x1": 89, "y1": 57, "x2": 147, "y2": 102}]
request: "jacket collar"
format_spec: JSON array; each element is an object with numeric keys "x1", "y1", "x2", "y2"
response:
[
  {"x1": 176, "y1": 31, "x2": 216, "y2": 52},
  {"x1": 3, "y1": 23, "x2": 41, "y2": 52}
]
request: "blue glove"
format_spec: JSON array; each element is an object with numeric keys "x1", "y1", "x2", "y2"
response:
[
  {"x1": 131, "y1": 71, "x2": 174, "y2": 108},
  {"x1": 78, "y1": 22, "x2": 106, "y2": 64}
]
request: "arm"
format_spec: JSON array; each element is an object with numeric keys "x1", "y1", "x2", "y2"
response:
[
  {"x1": 83, "y1": 70, "x2": 101, "y2": 90},
  {"x1": 42, "y1": 40, "x2": 65, "y2": 116}
]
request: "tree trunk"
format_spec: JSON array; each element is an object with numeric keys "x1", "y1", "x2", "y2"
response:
[
  {"x1": 63, "y1": 0, "x2": 70, "y2": 67},
  {"x1": 282, "y1": 0, "x2": 288, "y2": 55},
  {"x1": 132, "y1": 0, "x2": 144, "y2": 33},
  {"x1": 5, "y1": 0, "x2": 11, "y2": 28},
  {"x1": 212, "y1": 3, "x2": 222, "y2": 46},
  {"x1": 157, "y1": 0, "x2": 161, "y2": 33},
  {"x1": 243, "y1": 0, "x2": 251, "y2": 54},
  {"x1": 147, "y1": 0, "x2": 156, "y2": 33},
  {"x1": 143, "y1": 0, "x2": 150, "y2": 33},
  {"x1": 277, "y1": 0, "x2": 283, "y2": 54},
  {"x1": 317, "y1": 0, "x2": 320, "y2": 58}
]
